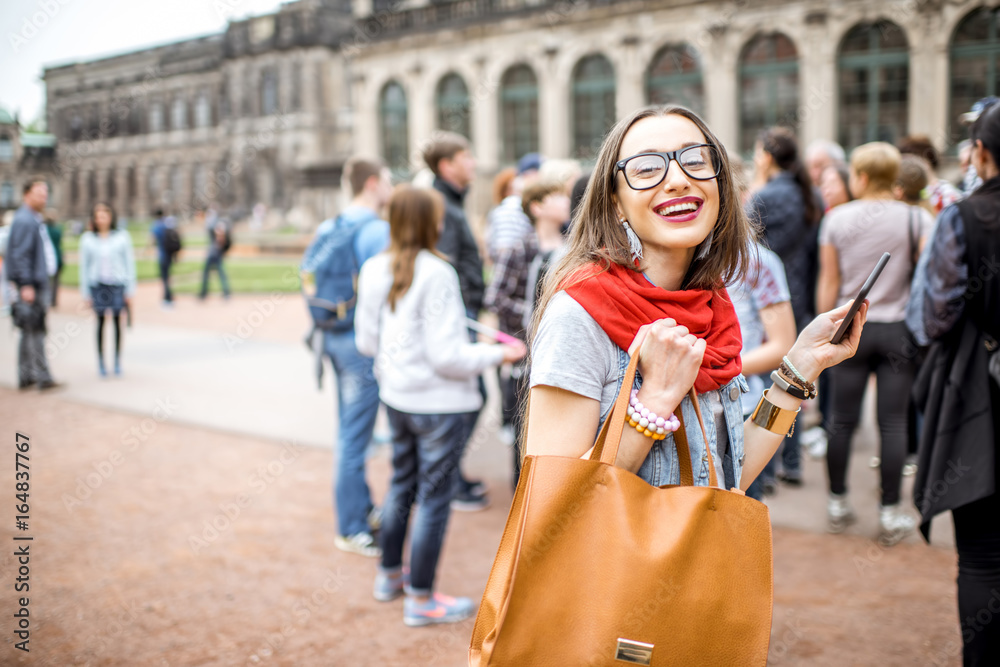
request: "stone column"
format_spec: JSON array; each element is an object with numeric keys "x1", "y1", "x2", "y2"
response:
[
  {"x1": 909, "y1": 26, "x2": 949, "y2": 148},
  {"x1": 115, "y1": 167, "x2": 129, "y2": 217},
  {"x1": 701, "y1": 31, "x2": 739, "y2": 149},
  {"x1": 472, "y1": 60, "x2": 499, "y2": 173},
  {"x1": 799, "y1": 18, "x2": 838, "y2": 147},
  {"x1": 540, "y1": 50, "x2": 569, "y2": 159},
  {"x1": 407, "y1": 65, "x2": 433, "y2": 174},
  {"x1": 351, "y1": 73, "x2": 377, "y2": 160},
  {"x1": 135, "y1": 164, "x2": 149, "y2": 219},
  {"x1": 616, "y1": 36, "x2": 645, "y2": 120}
]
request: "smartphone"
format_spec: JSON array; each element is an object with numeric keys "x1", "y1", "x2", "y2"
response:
[{"x1": 830, "y1": 252, "x2": 891, "y2": 345}]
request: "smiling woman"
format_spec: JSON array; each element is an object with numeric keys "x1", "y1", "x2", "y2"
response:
[
  {"x1": 524, "y1": 103, "x2": 871, "y2": 488},
  {"x1": 472, "y1": 105, "x2": 874, "y2": 665}
]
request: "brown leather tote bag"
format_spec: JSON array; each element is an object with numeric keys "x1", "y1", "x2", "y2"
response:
[{"x1": 469, "y1": 351, "x2": 773, "y2": 666}]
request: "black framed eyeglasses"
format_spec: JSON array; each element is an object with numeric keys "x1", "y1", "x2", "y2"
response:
[{"x1": 615, "y1": 144, "x2": 722, "y2": 190}]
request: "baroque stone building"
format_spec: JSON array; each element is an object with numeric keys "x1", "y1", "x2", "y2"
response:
[{"x1": 43, "y1": 0, "x2": 1000, "y2": 223}]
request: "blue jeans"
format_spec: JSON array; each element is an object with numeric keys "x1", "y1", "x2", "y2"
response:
[
  {"x1": 380, "y1": 408, "x2": 472, "y2": 594},
  {"x1": 158, "y1": 255, "x2": 173, "y2": 302},
  {"x1": 324, "y1": 330, "x2": 380, "y2": 537},
  {"x1": 199, "y1": 252, "x2": 230, "y2": 298}
]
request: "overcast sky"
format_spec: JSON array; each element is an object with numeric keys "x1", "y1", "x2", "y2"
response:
[{"x1": 1, "y1": 0, "x2": 287, "y2": 127}]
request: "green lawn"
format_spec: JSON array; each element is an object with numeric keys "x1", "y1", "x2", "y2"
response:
[
  {"x1": 60, "y1": 258, "x2": 301, "y2": 294},
  {"x1": 61, "y1": 221, "x2": 208, "y2": 252}
]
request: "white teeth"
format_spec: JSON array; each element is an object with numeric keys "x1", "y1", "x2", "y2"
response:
[{"x1": 656, "y1": 202, "x2": 699, "y2": 215}]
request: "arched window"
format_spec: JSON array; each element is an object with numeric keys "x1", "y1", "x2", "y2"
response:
[
  {"x1": 838, "y1": 21, "x2": 909, "y2": 149},
  {"x1": 126, "y1": 166, "x2": 136, "y2": 206},
  {"x1": 0, "y1": 133, "x2": 12, "y2": 162},
  {"x1": 0, "y1": 182, "x2": 14, "y2": 208},
  {"x1": 70, "y1": 173, "x2": 79, "y2": 206},
  {"x1": 572, "y1": 54, "x2": 616, "y2": 160},
  {"x1": 437, "y1": 73, "x2": 472, "y2": 140},
  {"x1": 379, "y1": 81, "x2": 409, "y2": 172},
  {"x1": 500, "y1": 65, "x2": 539, "y2": 164},
  {"x1": 950, "y1": 7, "x2": 1000, "y2": 146},
  {"x1": 171, "y1": 98, "x2": 188, "y2": 131},
  {"x1": 148, "y1": 103, "x2": 164, "y2": 133},
  {"x1": 87, "y1": 171, "x2": 97, "y2": 204},
  {"x1": 107, "y1": 168, "x2": 116, "y2": 203},
  {"x1": 147, "y1": 166, "x2": 160, "y2": 204},
  {"x1": 739, "y1": 32, "x2": 800, "y2": 154},
  {"x1": 261, "y1": 70, "x2": 279, "y2": 116},
  {"x1": 68, "y1": 111, "x2": 83, "y2": 141},
  {"x1": 195, "y1": 93, "x2": 212, "y2": 128},
  {"x1": 646, "y1": 43, "x2": 705, "y2": 114},
  {"x1": 128, "y1": 104, "x2": 142, "y2": 135}
]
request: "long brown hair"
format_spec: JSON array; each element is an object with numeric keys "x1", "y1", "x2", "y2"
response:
[
  {"x1": 531, "y1": 105, "x2": 757, "y2": 340},
  {"x1": 386, "y1": 184, "x2": 446, "y2": 311}
]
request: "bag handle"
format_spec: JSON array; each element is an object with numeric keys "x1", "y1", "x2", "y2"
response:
[{"x1": 591, "y1": 351, "x2": 719, "y2": 488}]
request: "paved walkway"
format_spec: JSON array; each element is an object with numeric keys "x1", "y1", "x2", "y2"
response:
[{"x1": 1, "y1": 282, "x2": 954, "y2": 548}]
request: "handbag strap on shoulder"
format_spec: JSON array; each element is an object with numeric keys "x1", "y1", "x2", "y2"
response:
[{"x1": 592, "y1": 353, "x2": 718, "y2": 488}]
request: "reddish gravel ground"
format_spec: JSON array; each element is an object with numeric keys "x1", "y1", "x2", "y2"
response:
[{"x1": 0, "y1": 385, "x2": 963, "y2": 666}]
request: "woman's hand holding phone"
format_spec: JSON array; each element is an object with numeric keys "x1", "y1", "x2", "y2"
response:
[{"x1": 785, "y1": 299, "x2": 870, "y2": 383}]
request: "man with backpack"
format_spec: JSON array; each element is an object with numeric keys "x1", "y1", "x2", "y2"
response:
[
  {"x1": 301, "y1": 156, "x2": 391, "y2": 557},
  {"x1": 151, "y1": 208, "x2": 181, "y2": 308}
]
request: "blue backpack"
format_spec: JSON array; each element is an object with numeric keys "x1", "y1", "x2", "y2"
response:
[{"x1": 301, "y1": 211, "x2": 378, "y2": 332}]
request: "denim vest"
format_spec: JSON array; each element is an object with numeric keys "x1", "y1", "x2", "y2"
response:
[{"x1": 601, "y1": 347, "x2": 749, "y2": 490}]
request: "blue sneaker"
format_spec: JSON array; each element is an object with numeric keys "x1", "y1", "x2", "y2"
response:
[
  {"x1": 373, "y1": 567, "x2": 407, "y2": 602},
  {"x1": 403, "y1": 592, "x2": 475, "y2": 627}
]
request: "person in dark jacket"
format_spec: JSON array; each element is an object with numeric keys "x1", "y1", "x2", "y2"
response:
[
  {"x1": 5, "y1": 178, "x2": 59, "y2": 390},
  {"x1": 909, "y1": 101, "x2": 1000, "y2": 667},
  {"x1": 745, "y1": 127, "x2": 823, "y2": 486},
  {"x1": 423, "y1": 132, "x2": 489, "y2": 511}
]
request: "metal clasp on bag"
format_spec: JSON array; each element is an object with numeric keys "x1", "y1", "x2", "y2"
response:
[{"x1": 615, "y1": 638, "x2": 653, "y2": 665}]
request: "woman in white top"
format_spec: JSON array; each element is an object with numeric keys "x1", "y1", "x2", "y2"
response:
[
  {"x1": 354, "y1": 185, "x2": 524, "y2": 627},
  {"x1": 79, "y1": 203, "x2": 136, "y2": 376}
]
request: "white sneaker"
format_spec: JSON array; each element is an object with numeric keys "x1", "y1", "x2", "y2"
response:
[
  {"x1": 334, "y1": 532, "x2": 381, "y2": 558},
  {"x1": 827, "y1": 493, "x2": 857, "y2": 534},
  {"x1": 802, "y1": 426, "x2": 828, "y2": 459},
  {"x1": 878, "y1": 504, "x2": 917, "y2": 546}
]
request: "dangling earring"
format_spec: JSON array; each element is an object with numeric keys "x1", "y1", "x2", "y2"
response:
[
  {"x1": 620, "y1": 217, "x2": 643, "y2": 263},
  {"x1": 695, "y1": 228, "x2": 714, "y2": 260}
]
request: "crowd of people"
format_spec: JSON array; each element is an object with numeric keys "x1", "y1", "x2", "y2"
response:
[
  {"x1": 2, "y1": 94, "x2": 997, "y2": 662},
  {"x1": 298, "y1": 96, "x2": 999, "y2": 666}
]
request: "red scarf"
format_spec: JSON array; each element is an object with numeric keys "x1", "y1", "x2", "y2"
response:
[{"x1": 563, "y1": 263, "x2": 743, "y2": 393}]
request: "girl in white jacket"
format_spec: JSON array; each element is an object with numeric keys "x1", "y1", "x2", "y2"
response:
[
  {"x1": 79, "y1": 203, "x2": 136, "y2": 376},
  {"x1": 355, "y1": 185, "x2": 524, "y2": 626}
]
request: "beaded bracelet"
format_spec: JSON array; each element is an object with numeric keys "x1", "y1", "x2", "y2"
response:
[
  {"x1": 780, "y1": 356, "x2": 817, "y2": 400},
  {"x1": 627, "y1": 390, "x2": 680, "y2": 441}
]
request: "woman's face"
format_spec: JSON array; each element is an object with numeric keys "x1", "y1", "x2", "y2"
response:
[
  {"x1": 612, "y1": 114, "x2": 720, "y2": 258},
  {"x1": 94, "y1": 206, "x2": 112, "y2": 232},
  {"x1": 819, "y1": 166, "x2": 849, "y2": 210}
]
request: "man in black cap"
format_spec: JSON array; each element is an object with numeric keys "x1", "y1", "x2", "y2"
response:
[{"x1": 960, "y1": 97, "x2": 999, "y2": 194}]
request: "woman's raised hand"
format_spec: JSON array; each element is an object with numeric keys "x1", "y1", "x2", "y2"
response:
[
  {"x1": 628, "y1": 318, "x2": 706, "y2": 414},
  {"x1": 786, "y1": 299, "x2": 869, "y2": 383}
]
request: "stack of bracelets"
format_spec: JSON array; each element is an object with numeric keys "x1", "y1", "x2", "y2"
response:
[
  {"x1": 770, "y1": 355, "x2": 818, "y2": 401},
  {"x1": 628, "y1": 389, "x2": 681, "y2": 440}
]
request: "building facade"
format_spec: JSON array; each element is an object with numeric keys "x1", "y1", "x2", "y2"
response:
[
  {"x1": 42, "y1": 0, "x2": 1000, "y2": 223},
  {"x1": 0, "y1": 109, "x2": 57, "y2": 215}
]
